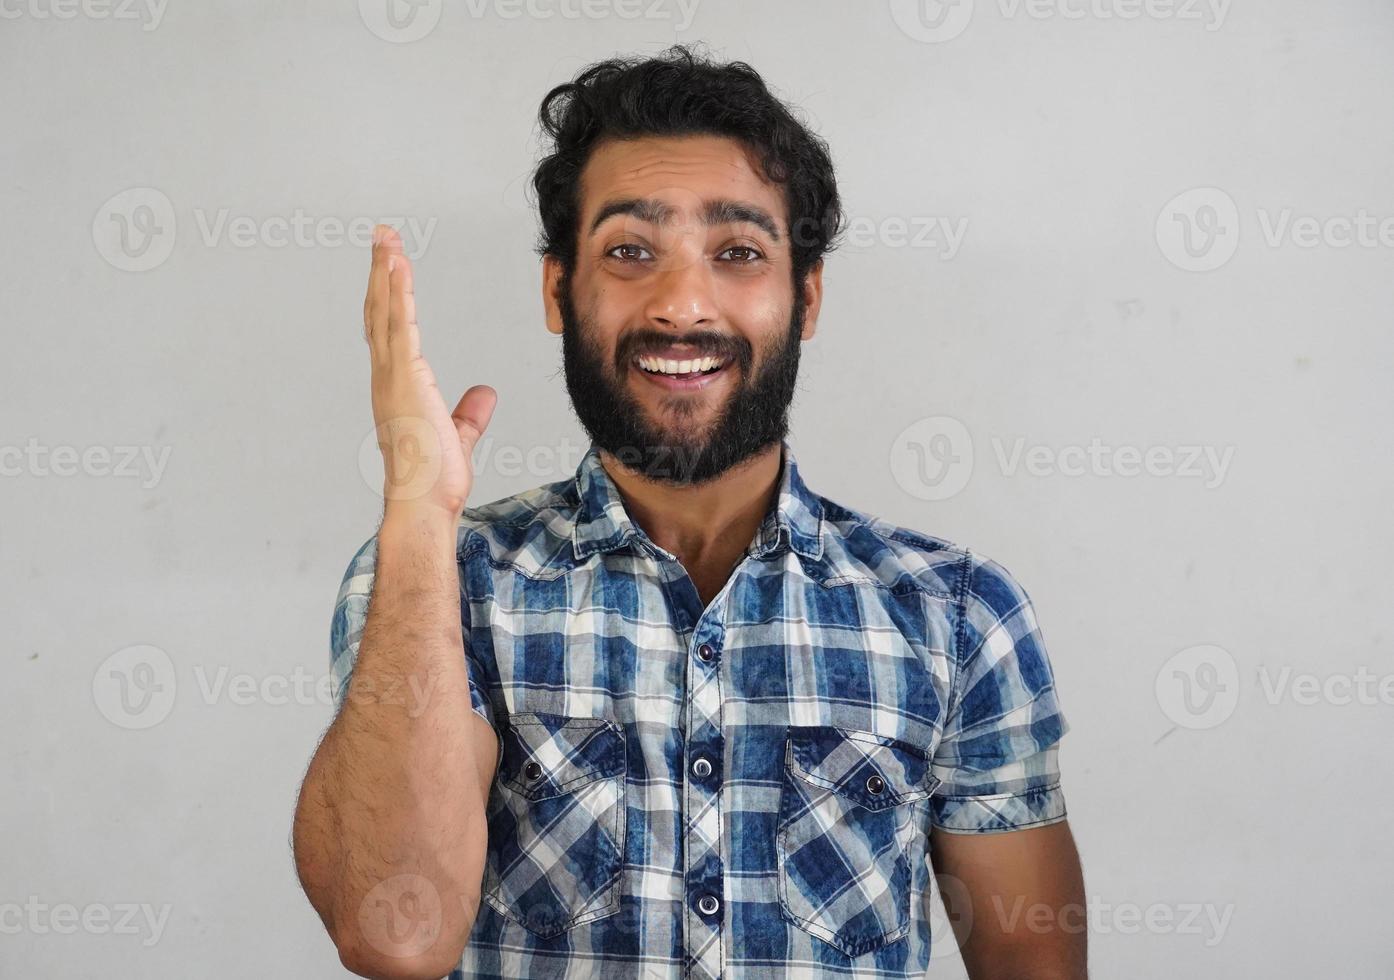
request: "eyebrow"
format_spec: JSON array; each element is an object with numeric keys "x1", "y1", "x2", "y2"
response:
[{"x1": 588, "y1": 197, "x2": 783, "y2": 243}]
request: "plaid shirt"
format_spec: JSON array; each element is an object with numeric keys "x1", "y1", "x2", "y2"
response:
[{"x1": 330, "y1": 438, "x2": 1069, "y2": 979}]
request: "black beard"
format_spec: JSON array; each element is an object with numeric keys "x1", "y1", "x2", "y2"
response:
[{"x1": 559, "y1": 269, "x2": 806, "y2": 486}]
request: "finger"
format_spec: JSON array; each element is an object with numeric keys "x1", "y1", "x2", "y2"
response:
[
  {"x1": 363, "y1": 224, "x2": 398, "y2": 363},
  {"x1": 387, "y1": 246, "x2": 420, "y2": 361},
  {"x1": 451, "y1": 385, "x2": 498, "y2": 456}
]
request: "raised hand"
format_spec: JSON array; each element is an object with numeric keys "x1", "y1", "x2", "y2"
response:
[{"x1": 363, "y1": 224, "x2": 497, "y2": 521}]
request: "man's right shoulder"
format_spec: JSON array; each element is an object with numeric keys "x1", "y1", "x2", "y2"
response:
[{"x1": 452, "y1": 474, "x2": 583, "y2": 577}]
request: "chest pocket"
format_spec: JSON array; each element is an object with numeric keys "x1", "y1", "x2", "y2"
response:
[
  {"x1": 481, "y1": 712, "x2": 627, "y2": 938},
  {"x1": 775, "y1": 725, "x2": 940, "y2": 957}
]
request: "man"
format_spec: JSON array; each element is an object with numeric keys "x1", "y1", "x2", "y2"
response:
[{"x1": 293, "y1": 44, "x2": 1086, "y2": 980}]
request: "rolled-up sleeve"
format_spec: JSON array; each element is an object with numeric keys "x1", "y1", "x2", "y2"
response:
[
  {"x1": 328, "y1": 532, "x2": 496, "y2": 729},
  {"x1": 930, "y1": 552, "x2": 1070, "y2": 834}
]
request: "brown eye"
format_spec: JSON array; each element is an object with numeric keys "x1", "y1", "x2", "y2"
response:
[
  {"x1": 607, "y1": 243, "x2": 651, "y2": 262},
  {"x1": 720, "y1": 245, "x2": 763, "y2": 263}
]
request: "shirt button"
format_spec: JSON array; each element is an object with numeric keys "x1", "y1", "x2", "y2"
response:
[
  {"x1": 524, "y1": 761, "x2": 543, "y2": 780},
  {"x1": 697, "y1": 894, "x2": 720, "y2": 916},
  {"x1": 692, "y1": 757, "x2": 712, "y2": 778},
  {"x1": 697, "y1": 643, "x2": 715, "y2": 662},
  {"x1": 866, "y1": 774, "x2": 885, "y2": 794}
]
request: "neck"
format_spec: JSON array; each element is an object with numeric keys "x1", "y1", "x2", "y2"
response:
[{"x1": 598, "y1": 441, "x2": 784, "y2": 571}]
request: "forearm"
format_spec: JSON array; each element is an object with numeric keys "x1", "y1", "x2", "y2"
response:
[{"x1": 294, "y1": 509, "x2": 487, "y2": 978}]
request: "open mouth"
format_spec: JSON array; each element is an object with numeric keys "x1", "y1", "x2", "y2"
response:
[
  {"x1": 635, "y1": 351, "x2": 736, "y2": 384},
  {"x1": 634, "y1": 354, "x2": 728, "y2": 379}
]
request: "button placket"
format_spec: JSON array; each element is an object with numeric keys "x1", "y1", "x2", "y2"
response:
[{"x1": 684, "y1": 633, "x2": 724, "y2": 980}]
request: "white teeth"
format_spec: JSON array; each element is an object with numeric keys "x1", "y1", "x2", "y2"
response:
[{"x1": 637, "y1": 355, "x2": 726, "y2": 376}]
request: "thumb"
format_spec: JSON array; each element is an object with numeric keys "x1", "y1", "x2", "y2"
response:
[{"x1": 451, "y1": 384, "x2": 497, "y2": 454}]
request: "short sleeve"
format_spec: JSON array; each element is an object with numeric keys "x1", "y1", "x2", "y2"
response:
[
  {"x1": 329, "y1": 532, "x2": 496, "y2": 730},
  {"x1": 930, "y1": 552, "x2": 1070, "y2": 834}
]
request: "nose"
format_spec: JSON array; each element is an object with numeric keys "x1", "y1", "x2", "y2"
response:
[{"x1": 643, "y1": 244, "x2": 717, "y2": 332}]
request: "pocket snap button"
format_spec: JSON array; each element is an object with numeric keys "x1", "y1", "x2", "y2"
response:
[
  {"x1": 865, "y1": 774, "x2": 885, "y2": 794},
  {"x1": 524, "y1": 760, "x2": 543, "y2": 780}
]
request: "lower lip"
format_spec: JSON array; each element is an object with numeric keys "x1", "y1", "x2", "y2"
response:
[{"x1": 632, "y1": 361, "x2": 731, "y2": 391}]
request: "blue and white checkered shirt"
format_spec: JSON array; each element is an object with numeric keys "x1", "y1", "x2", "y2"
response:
[{"x1": 330, "y1": 438, "x2": 1069, "y2": 979}]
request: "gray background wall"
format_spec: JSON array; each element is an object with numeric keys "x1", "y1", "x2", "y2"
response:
[{"x1": 3, "y1": 1, "x2": 1391, "y2": 976}]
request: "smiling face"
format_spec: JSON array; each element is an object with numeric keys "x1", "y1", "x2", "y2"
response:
[{"x1": 544, "y1": 134, "x2": 823, "y2": 485}]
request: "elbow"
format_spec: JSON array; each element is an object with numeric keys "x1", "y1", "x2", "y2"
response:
[
  {"x1": 336, "y1": 935, "x2": 468, "y2": 980},
  {"x1": 332, "y1": 897, "x2": 479, "y2": 980}
]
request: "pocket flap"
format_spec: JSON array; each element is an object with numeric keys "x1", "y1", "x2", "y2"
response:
[
  {"x1": 499, "y1": 712, "x2": 626, "y2": 802},
  {"x1": 787, "y1": 726, "x2": 938, "y2": 812}
]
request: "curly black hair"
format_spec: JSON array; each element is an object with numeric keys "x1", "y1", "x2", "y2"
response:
[{"x1": 530, "y1": 43, "x2": 845, "y2": 288}]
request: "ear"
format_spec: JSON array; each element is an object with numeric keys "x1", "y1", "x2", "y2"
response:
[
  {"x1": 542, "y1": 254, "x2": 566, "y2": 336},
  {"x1": 798, "y1": 259, "x2": 824, "y2": 341}
]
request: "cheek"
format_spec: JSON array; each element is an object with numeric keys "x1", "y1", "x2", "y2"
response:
[{"x1": 721, "y1": 283, "x2": 791, "y2": 352}]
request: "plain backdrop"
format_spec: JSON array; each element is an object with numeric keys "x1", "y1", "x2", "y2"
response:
[{"x1": 3, "y1": 1, "x2": 1392, "y2": 976}]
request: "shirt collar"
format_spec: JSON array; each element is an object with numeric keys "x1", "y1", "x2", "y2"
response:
[{"x1": 570, "y1": 438, "x2": 825, "y2": 564}]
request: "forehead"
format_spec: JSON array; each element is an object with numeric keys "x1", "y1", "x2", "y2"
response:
[{"x1": 578, "y1": 134, "x2": 786, "y2": 232}]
